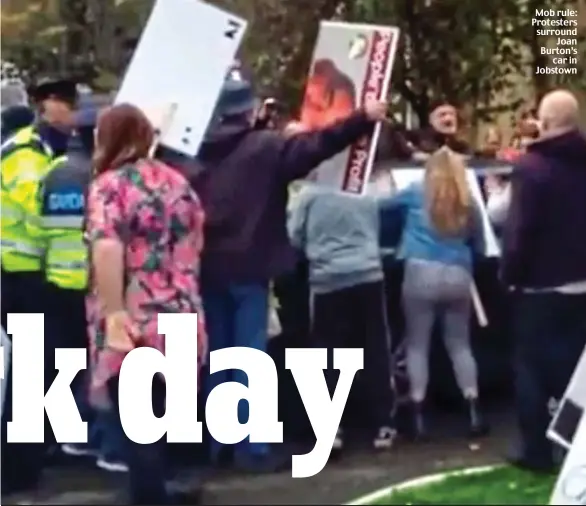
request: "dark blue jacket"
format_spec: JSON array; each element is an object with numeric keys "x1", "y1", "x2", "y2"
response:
[
  {"x1": 502, "y1": 129, "x2": 586, "y2": 288},
  {"x1": 193, "y1": 111, "x2": 375, "y2": 286},
  {"x1": 1, "y1": 105, "x2": 34, "y2": 142},
  {"x1": 37, "y1": 122, "x2": 70, "y2": 157}
]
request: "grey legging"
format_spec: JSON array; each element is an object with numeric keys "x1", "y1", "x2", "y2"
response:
[{"x1": 402, "y1": 259, "x2": 479, "y2": 402}]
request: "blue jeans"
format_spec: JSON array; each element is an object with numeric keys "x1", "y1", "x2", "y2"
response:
[
  {"x1": 108, "y1": 376, "x2": 169, "y2": 504},
  {"x1": 94, "y1": 409, "x2": 127, "y2": 460},
  {"x1": 203, "y1": 282, "x2": 270, "y2": 460}
]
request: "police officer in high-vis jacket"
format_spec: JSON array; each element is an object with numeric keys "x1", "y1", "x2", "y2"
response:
[
  {"x1": 1, "y1": 78, "x2": 78, "y2": 325},
  {"x1": 38, "y1": 108, "x2": 96, "y2": 441},
  {"x1": 0, "y1": 77, "x2": 78, "y2": 496}
]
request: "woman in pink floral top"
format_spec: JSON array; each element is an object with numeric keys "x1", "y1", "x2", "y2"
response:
[{"x1": 85, "y1": 103, "x2": 206, "y2": 505}]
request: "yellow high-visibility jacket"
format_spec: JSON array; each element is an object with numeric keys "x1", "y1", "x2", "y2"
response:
[
  {"x1": 36, "y1": 153, "x2": 90, "y2": 290},
  {"x1": 0, "y1": 126, "x2": 53, "y2": 272}
]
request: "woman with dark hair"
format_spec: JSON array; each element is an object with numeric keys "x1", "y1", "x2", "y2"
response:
[{"x1": 85, "y1": 103, "x2": 206, "y2": 504}]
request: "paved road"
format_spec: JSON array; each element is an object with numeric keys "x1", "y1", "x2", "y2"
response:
[{"x1": 4, "y1": 407, "x2": 515, "y2": 505}]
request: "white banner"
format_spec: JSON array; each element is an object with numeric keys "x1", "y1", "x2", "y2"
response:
[
  {"x1": 548, "y1": 346, "x2": 586, "y2": 449},
  {"x1": 550, "y1": 414, "x2": 586, "y2": 505},
  {"x1": 549, "y1": 346, "x2": 586, "y2": 504},
  {"x1": 116, "y1": 0, "x2": 247, "y2": 157},
  {"x1": 1, "y1": 326, "x2": 10, "y2": 420}
]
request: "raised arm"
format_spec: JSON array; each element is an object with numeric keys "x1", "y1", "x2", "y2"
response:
[{"x1": 276, "y1": 100, "x2": 387, "y2": 182}]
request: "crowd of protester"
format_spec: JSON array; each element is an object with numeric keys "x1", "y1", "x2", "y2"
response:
[{"x1": 1, "y1": 64, "x2": 586, "y2": 505}]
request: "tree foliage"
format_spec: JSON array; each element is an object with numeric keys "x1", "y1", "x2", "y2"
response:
[{"x1": 2, "y1": 0, "x2": 583, "y2": 122}]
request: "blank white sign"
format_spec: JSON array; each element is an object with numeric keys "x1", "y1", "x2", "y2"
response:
[
  {"x1": 115, "y1": 0, "x2": 247, "y2": 157},
  {"x1": 1, "y1": 327, "x2": 10, "y2": 420},
  {"x1": 548, "y1": 346, "x2": 586, "y2": 450},
  {"x1": 550, "y1": 414, "x2": 586, "y2": 505},
  {"x1": 392, "y1": 168, "x2": 501, "y2": 257}
]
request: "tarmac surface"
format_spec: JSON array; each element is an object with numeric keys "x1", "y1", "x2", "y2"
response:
[{"x1": 4, "y1": 405, "x2": 516, "y2": 505}]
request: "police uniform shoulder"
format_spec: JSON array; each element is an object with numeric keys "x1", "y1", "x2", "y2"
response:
[
  {"x1": 43, "y1": 155, "x2": 91, "y2": 187},
  {"x1": 44, "y1": 155, "x2": 70, "y2": 176},
  {"x1": 3, "y1": 124, "x2": 35, "y2": 145},
  {"x1": 1, "y1": 125, "x2": 41, "y2": 160},
  {"x1": 15, "y1": 124, "x2": 36, "y2": 139}
]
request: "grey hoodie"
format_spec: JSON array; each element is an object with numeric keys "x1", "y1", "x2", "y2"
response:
[{"x1": 288, "y1": 184, "x2": 384, "y2": 294}]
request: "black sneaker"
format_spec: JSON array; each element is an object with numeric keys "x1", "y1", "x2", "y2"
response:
[
  {"x1": 166, "y1": 490, "x2": 204, "y2": 505},
  {"x1": 233, "y1": 451, "x2": 291, "y2": 474},
  {"x1": 410, "y1": 401, "x2": 430, "y2": 442},
  {"x1": 466, "y1": 398, "x2": 490, "y2": 439},
  {"x1": 506, "y1": 454, "x2": 557, "y2": 474},
  {"x1": 373, "y1": 426, "x2": 397, "y2": 450}
]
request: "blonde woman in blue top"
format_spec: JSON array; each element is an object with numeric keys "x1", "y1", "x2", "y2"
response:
[{"x1": 380, "y1": 147, "x2": 489, "y2": 442}]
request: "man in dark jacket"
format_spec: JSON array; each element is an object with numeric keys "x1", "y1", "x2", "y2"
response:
[
  {"x1": 193, "y1": 76, "x2": 387, "y2": 473},
  {"x1": 407, "y1": 101, "x2": 470, "y2": 156},
  {"x1": 502, "y1": 89, "x2": 586, "y2": 473}
]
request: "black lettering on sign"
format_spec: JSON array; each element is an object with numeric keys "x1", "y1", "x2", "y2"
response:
[{"x1": 224, "y1": 19, "x2": 241, "y2": 39}]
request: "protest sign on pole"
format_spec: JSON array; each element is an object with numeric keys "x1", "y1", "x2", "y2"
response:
[
  {"x1": 548, "y1": 346, "x2": 586, "y2": 451},
  {"x1": 115, "y1": 0, "x2": 247, "y2": 157},
  {"x1": 548, "y1": 346, "x2": 586, "y2": 504},
  {"x1": 299, "y1": 21, "x2": 400, "y2": 195},
  {"x1": 550, "y1": 414, "x2": 586, "y2": 504},
  {"x1": 1, "y1": 326, "x2": 10, "y2": 420}
]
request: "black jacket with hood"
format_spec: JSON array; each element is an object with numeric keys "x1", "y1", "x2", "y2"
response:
[
  {"x1": 502, "y1": 129, "x2": 586, "y2": 288},
  {"x1": 191, "y1": 111, "x2": 375, "y2": 287}
]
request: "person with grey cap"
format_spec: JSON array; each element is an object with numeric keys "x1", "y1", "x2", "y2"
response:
[
  {"x1": 193, "y1": 74, "x2": 387, "y2": 473},
  {"x1": 0, "y1": 77, "x2": 34, "y2": 142}
]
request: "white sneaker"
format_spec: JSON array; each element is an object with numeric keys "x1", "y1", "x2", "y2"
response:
[
  {"x1": 96, "y1": 456, "x2": 129, "y2": 473},
  {"x1": 373, "y1": 426, "x2": 397, "y2": 450},
  {"x1": 332, "y1": 428, "x2": 344, "y2": 451},
  {"x1": 61, "y1": 444, "x2": 96, "y2": 457}
]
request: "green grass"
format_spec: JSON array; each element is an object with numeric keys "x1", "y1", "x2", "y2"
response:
[{"x1": 372, "y1": 466, "x2": 557, "y2": 505}]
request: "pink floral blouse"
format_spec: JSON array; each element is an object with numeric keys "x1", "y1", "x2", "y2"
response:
[{"x1": 85, "y1": 159, "x2": 206, "y2": 408}]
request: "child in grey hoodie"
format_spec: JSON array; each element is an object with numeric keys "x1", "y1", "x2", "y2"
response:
[{"x1": 288, "y1": 183, "x2": 396, "y2": 453}]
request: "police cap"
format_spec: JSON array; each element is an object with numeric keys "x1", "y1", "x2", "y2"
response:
[{"x1": 29, "y1": 77, "x2": 78, "y2": 105}]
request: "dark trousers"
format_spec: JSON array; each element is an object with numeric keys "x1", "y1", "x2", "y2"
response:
[
  {"x1": 513, "y1": 291, "x2": 586, "y2": 466},
  {"x1": 107, "y1": 376, "x2": 169, "y2": 505},
  {"x1": 311, "y1": 280, "x2": 395, "y2": 430},
  {"x1": 43, "y1": 283, "x2": 90, "y2": 422},
  {"x1": 1, "y1": 270, "x2": 47, "y2": 492},
  {"x1": 273, "y1": 260, "x2": 311, "y2": 347}
]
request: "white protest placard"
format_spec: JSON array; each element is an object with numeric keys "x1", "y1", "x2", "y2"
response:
[
  {"x1": 299, "y1": 21, "x2": 400, "y2": 195},
  {"x1": 1, "y1": 326, "x2": 10, "y2": 420},
  {"x1": 392, "y1": 168, "x2": 501, "y2": 257},
  {"x1": 548, "y1": 345, "x2": 586, "y2": 450},
  {"x1": 550, "y1": 414, "x2": 586, "y2": 505},
  {"x1": 115, "y1": 0, "x2": 247, "y2": 157}
]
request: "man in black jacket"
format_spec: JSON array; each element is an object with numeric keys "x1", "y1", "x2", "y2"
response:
[
  {"x1": 503, "y1": 89, "x2": 586, "y2": 473},
  {"x1": 193, "y1": 76, "x2": 387, "y2": 473}
]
